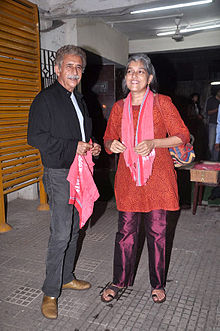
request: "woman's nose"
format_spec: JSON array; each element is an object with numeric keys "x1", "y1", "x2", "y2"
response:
[{"x1": 131, "y1": 71, "x2": 138, "y2": 77}]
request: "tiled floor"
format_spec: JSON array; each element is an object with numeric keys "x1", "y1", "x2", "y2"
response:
[{"x1": 0, "y1": 197, "x2": 220, "y2": 330}]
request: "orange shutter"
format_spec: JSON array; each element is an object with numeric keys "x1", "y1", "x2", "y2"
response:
[{"x1": 0, "y1": 0, "x2": 48, "y2": 232}]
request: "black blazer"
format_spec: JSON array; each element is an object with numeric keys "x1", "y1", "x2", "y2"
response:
[{"x1": 27, "y1": 80, "x2": 93, "y2": 169}]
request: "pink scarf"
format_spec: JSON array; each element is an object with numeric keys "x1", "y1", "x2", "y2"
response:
[
  {"x1": 121, "y1": 88, "x2": 155, "y2": 186},
  {"x1": 67, "y1": 151, "x2": 99, "y2": 228}
]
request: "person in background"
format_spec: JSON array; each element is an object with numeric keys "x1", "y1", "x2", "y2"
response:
[
  {"x1": 28, "y1": 45, "x2": 101, "y2": 319},
  {"x1": 208, "y1": 104, "x2": 220, "y2": 200},
  {"x1": 186, "y1": 93, "x2": 206, "y2": 161},
  {"x1": 215, "y1": 104, "x2": 220, "y2": 148},
  {"x1": 187, "y1": 93, "x2": 202, "y2": 120},
  {"x1": 206, "y1": 87, "x2": 220, "y2": 160},
  {"x1": 101, "y1": 54, "x2": 190, "y2": 304}
]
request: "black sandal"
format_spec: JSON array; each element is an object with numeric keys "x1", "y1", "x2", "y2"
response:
[
  {"x1": 101, "y1": 283, "x2": 123, "y2": 303},
  {"x1": 151, "y1": 289, "x2": 166, "y2": 304}
]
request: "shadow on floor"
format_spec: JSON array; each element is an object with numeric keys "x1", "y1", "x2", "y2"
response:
[{"x1": 90, "y1": 169, "x2": 115, "y2": 227}]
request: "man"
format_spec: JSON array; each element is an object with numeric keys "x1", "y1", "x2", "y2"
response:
[
  {"x1": 208, "y1": 104, "x2": 220, "y2": 200},
  {"x1": 28, "y1": 45, "x2": 101, "y2": 319},
  {"x1": 206, "y1": 87, "x2": 220, "y2": 160},
  {"x1": 215, "y1": 104, "x2": 220, "y2": 147}
]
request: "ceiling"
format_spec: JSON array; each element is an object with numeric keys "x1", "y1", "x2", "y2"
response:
[{"x1": 32, "y1": 0, "x2": 220, "y2": 42}]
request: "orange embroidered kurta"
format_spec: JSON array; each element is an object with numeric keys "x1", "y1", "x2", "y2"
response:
[{"x1": 104, "y1": 94, "x2": 190, "y2": 212}]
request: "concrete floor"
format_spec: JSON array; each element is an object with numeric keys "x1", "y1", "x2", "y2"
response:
[{"x1": 0, "y1": 196, "x2": 220, "y2": 331}]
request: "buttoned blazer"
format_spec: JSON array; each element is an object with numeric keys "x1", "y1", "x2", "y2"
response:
[{"x1": 28, "y1": 80, "x2": 93, "y2": 169}]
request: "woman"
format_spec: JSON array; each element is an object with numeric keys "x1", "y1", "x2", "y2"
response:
[{"x1": 101, "y1": 54, "x2": 190, "y2": 304}]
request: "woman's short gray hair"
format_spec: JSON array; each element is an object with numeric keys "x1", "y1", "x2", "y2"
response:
[
  {"x1": 55, "y1": 45, "x2": 87, "y2": 71},
  {"x1": 122, "y1": 53, "x2": 158, "y2": 96}
]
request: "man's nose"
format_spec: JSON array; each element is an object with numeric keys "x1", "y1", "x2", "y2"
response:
[{"x1": 72, "y1": 66, "x2": 78, "y2": 74}]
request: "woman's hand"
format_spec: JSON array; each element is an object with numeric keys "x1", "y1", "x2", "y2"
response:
[
  {"x1": 134, "y1": 140, "x2": 155, "y2": 157},
  {"x1": 105, "y1": 140, "x2": 126, "y2": 153}
]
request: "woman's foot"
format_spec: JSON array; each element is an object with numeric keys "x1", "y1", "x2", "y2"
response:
[
  {"x1": 101, "y1": 283, "x2": 124, "y2": 303},
  {"x1": 151, "y1": 289, "x2": 166, "y2": 303}
]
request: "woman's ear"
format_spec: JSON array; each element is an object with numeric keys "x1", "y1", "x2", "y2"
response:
[{"x1": 148, "y1": 74, "x2": 153, "y2": 85}]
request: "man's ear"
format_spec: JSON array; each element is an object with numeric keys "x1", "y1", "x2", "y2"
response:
[{"x1": 55, "y1": 64, "x2": 60, "y2": 77}]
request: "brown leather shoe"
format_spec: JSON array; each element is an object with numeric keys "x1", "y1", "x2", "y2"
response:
[
  {"x1": 62, "y1": 279, "x2": 91, "y2": 290},
  {"x1": 41, "y1": 295, "x2": 58, "y2": 319}
]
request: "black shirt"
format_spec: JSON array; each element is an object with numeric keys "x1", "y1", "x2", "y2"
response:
[
  {"x1": 27, "y1": 80, "x2": 93, "y2": 169},
  {"x1": 206, "y1": 96, "x2": 220, "y2": 124}
]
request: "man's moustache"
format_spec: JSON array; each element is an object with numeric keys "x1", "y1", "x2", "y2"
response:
[{"x1": 68, "y1": 75, "x2": 80, "y2": 80}]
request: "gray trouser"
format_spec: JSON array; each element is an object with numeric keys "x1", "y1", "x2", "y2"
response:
[
  {"x1": 208, "y1": 123, "x2": 219, "y2": 161},
  {"x1": 42, "y1": 167, "x2": 80, "y2": 298}
]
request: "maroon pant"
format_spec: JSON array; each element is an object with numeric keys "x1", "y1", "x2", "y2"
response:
[{"x1": 113, "y1": 210, "x2": 170, "y2": 290}]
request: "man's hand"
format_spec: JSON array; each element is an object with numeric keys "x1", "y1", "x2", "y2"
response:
[
  {"x1": 91, "y1": 143, "x2": 101, "y2": 156},
  {"x1": 76, "y1": 141, "x2": 93, "y2": 155},
  {"x1": 134, "y1": 140, "x2": 155, "y2": 157},
  {"x1": 215, "y1": 143, "x2": 220, "y2": 151}
]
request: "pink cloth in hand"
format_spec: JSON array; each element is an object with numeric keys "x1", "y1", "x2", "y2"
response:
[
  {"x1": 67, "y1": 151, "x2": 99, "y2": 228},
  {"x1": 121, "y1": 88, "x2": 155, "y2": 186}
]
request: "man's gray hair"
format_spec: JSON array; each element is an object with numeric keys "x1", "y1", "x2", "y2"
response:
[{"x1": 55, "y1": 45, "x2": 86, "y2": 70}]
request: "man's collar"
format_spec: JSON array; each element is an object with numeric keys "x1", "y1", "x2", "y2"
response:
[
  {"x1": 55, "y1": 80, "x2": 83, "y2": 100},
  {"x1": 55, "y1": 80, "x2": 71, "y2": 97}
]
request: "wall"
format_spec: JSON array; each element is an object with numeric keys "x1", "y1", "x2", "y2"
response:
[
  {"x1": 40, "y1": 19, "x2": 78, "y2": 51},
  {"x1": 76, "y1": 18, "x2": 128, "y2": 66},
  {"x1": 39, "y1": 17, "x2": 129, "y2": 66}
]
